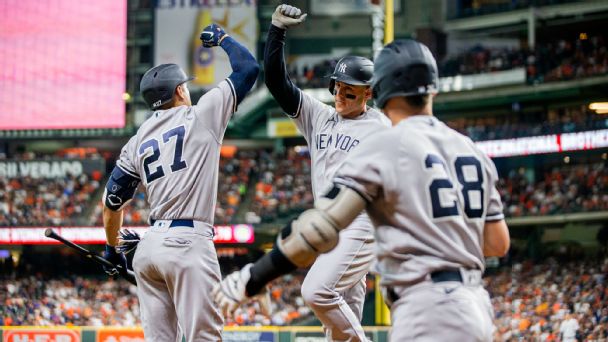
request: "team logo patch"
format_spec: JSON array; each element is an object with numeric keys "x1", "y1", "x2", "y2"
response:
[{"x1": 338, "y1": 63, "x2": 347, "y2": 73}]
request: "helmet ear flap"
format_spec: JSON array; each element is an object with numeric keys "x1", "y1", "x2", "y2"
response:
[{"x1": 328, "y1": 79, "x2": 336, "y2": 95}]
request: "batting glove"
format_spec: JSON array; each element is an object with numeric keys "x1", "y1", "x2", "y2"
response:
[
  {"x1": 116, "y1": 229, "x2": 141, "y2": 255},
  {"x1": 102, "y1": 244, "x2": 128, "y2": 276},
  {"x1": 200, "y1": 24, "x2": 229, "y2": 48},
  {"x1": 212, "y1": 264, "x2": 272, "y2": 318},
  {"x1": 271, "y1": 4, "x2": 307, "y2": 30}
]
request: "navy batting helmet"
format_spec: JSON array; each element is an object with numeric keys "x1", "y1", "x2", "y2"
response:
[
  {"x1": 328, "y1": 56, "x2": 374, "y2": 95},
  {"x1": 140, "y1": 64, "x2": 194, "y2": 110},
  {"x1": 372, "y1": 39, "x2": 438, "y2": 109}
]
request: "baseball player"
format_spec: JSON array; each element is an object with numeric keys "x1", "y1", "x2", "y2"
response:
[
  {"x1": 101, "y1": 24, "x2": 259, "y2": 342},
  {"x1": 264, "y1": 5, "x2": 390, "y2": 341},
  {"x1": 213, "y1": 39, "x2": 510, "y2": 342}
]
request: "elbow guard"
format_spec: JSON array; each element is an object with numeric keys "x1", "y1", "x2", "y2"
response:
[
  {"x1": 276, "y1": 185, "x2": 367, "y2": 267},
  {"x1": 103, "y1": 166, "x2": 140, "y2": 211}
]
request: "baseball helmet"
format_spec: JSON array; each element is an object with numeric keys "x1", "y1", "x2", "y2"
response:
[
  {"x1": 372, "y1": 39, "x2": 439, "y2": 109},
  {"x1": 328, "y1": 56, "x2": 374, "y2": 95},
  {"x1": 140, "y1": 64, "x2": 194, "y2": 110}
]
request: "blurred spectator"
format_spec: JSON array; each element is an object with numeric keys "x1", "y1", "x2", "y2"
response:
[
  {"x1": 3, "y1": 255, "x2": 606, "y2": 332},
  {"x1": 500, "y1": 162, "x2": 608, "y2": 217},
  {"x1": 446, "y1": 105, "x2": 608, "y2": 141},
  {"x1": 488, "y1": 258, "x2": 608, "y2": 341},
  {"x1": 215, "y1": 150, "x2": 259, "y2": 224},
  {"x1": 289, "y1": 34, "x2": 607, "y2": 89},
  {"x1": 0, "y1": 174, "x2": 100, "y2": 227},
  {"x1": 0, "y1": 272, "x2": 317, "y2": 327},
  {"x1": 248, "y1": 148, "x2": 314, "y2": 223}
]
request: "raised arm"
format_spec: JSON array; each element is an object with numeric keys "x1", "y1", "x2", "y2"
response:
[
  {"x1": 264, "y1": 5, "x2": 307, "y2": 117},
  {"x1": 200, "y1": 24, "x2": 260, "y2": 105}
]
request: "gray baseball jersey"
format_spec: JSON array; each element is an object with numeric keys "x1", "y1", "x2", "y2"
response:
[
  {"x1": 121, "y1": 80, "x2": 236, "y2": 341},
  {"x1": 293, "y1": 92, "x2": 391, "y2": 199},
  {"x1": 291, "y1": 92, "x2": 389, "y2": 341},
  {"x1": 335, "y1": 115, "x2": 505, "y2": 287},
  {"x1": 116, "y1": 80, "x2": 236, "y2": 225}
]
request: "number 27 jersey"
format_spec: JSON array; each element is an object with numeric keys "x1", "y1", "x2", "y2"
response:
[
  {"x1": 116, "y1": 80, "x2": 237, "y2": 225},
  {"x1": 335, "y1": 115, "x2": 505, "y2": 287}
]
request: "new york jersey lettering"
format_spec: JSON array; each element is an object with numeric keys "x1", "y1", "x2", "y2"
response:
[{"x1": 316, "y1": 133, "x2": 360, "y2": 152}]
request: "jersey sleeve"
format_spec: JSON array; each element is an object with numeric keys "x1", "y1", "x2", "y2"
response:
[
  {"x1": 105, "y1": 136, "x2": 141, "y2": 211},
  {"x1": 194, "y1": 80, "x2": 236, "y2": 141},
  {"x1": 333, "y1": 132, "x2": 390, "y2": 201},
  {"x1": 115, "y1": 135, "x2": 140, "y2": 178},
  {"x1": 293, "y1": 91, "x2": 332, "y2": 141},
  {"x1": 483, "y1": 154, "x2": 505, "y2": 222}
]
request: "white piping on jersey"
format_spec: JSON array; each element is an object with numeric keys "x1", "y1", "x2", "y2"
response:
[
  {"x1": 225, "y1": 78, "x2": 238, "y2": 113},
  {"x1": 293, "y1": 89, "x2": 303, "y2": 118},
  {"x1": 485, "y1": 212, "x2": 505, "y2": 221},
  {"x1": 117, "y1": 164, "x2": 140, "y2": 179}
]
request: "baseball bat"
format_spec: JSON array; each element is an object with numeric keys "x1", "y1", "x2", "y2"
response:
[{"x1": 44, "y1": 228, "x2": 137, "y2": 285}]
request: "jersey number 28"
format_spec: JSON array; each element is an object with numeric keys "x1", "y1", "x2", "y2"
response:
[
  {"x1": 425, "y1": 154, "x2": 484, "y2": 219},
  {"x1": 139, "y1": 125, "x2": 188, "y2": 184}
]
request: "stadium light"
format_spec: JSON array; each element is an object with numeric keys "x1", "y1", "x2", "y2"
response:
[{"x1": 589, "y1": 102, "x2": 608, "y2": 113}]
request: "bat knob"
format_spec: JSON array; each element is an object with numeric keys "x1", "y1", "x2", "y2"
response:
[{"x1": 44, "y1": 228, "x2": 54, "y2": 237}]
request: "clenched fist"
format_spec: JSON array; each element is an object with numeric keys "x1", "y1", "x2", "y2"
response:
[
  {"x1": 200, "y1": 23, "x2": 229, "y2": 48},
  {"x1": 271, "y1": 4, "x2": 307, "y2": 29}
]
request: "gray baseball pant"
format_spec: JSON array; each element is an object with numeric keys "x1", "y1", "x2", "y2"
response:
[
  {"x1": 387, "y1": 270, "x2": 493, "y2": 342},
  {"x1": 133, "y1": 221, "x2": 223, "y2": 342},
  {"x1": 301, "y1": 223, "x2": 375, "y2": 342}
]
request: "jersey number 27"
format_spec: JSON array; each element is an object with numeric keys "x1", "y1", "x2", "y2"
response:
[
  {"x1": 139, "y1": 125, "x2": 188, "y2": 184},
  {"x1": 425, "y1": 154, "x2": 484, "y2": 219}
]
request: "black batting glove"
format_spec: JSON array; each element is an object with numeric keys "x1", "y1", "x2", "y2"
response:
[
  {"x1": 102, "y1": 244, "x2": 128, "y2": 276},
  {"x1": 116, "y1": 229, "x2": 141, "y2": 255}
]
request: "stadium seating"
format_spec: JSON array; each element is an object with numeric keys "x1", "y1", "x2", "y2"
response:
[{"x1": 445, "y1": 105, "x2": 608, "y2": 141}]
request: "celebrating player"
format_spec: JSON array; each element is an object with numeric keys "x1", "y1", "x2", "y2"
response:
[
  {"x1": 213, "y1": 39, "x2": 510, "y2": 341},
  {"x1": 101, "y1": 24, "x2": 259, "y2": 341},
  {"x1": 262, "y1": 4, "x2": 390, "y2": 341}
]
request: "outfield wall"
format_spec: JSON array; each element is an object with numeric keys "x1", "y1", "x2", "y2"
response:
[{"x1": 0, "y1": 326, "x2": 391, "y2": 342}]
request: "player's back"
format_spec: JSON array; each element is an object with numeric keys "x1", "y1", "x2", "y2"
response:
[
  {"x1": 337, "y1": 115, "x2": 503, "y2": 287},
  {"x1": 125, "y1": 105, "x2": 221, "y2": 224},
  {"x1": 116, "y1": 79, "x2": 236, "y2": 225}
]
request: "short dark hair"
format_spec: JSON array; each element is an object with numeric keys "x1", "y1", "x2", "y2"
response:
[
  {"x1": 159, "y1": 83, "x2": 184, "y2": 110},
  {"x1": 405, "y1": 94, "x2": 430, "y2": 109}
]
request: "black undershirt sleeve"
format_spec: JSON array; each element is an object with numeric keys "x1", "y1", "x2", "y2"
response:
[{"x1": 264, "y1": 24, "x2": 302, "y2": 118}]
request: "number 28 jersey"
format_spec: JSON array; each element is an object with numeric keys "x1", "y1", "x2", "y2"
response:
[
  {"x1": 334, "y1": 115, "x2": 505, "y2": 287},
  {"x1": 116, "y1": 80, "x2": 237, "y2": 225}
]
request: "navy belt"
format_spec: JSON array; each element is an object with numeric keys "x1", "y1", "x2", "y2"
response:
[
  {"x1": 385, "y1": 269, "x2": 464, "y2": 305},
  {"x1": 430, "y1": 269, "x2": 463, "y2": 283},
  {"x1": 150, "y1": 219, "x2": 194, "y2": 228}
]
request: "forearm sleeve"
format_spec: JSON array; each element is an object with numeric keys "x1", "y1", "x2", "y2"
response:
[
  {"x1": 223, "y1": 36, "x2": 260, "y2": 105},
  {"x1": 264, "y1": 24, "x2": 302, "y2": 117},
  {"x1": 246, "y1": 248, "x2": 297, "y2": 296}
]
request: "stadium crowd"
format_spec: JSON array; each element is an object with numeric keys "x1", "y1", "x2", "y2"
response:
[
  {"x1": 214, "y1": 150, "x2": 259, "y2": 224},
  {"x1": 0, "y1": 271, "x2": 315, "y2": 327},
  {"x1": 439, "y1": 34, "x2": 607, "y2": 83},
  {"x1": 500, "y1": 162, "x2": 608, "y2": 217},
  {"x1": 446, "y1": 105, "x2": 608, "y2": 141},
  {"x1": 0, "y1": 173, "x2": 101, "y2": 227},
  {"x1": 489, "y1": 257, "x2": 608, "y2": 341},
  {"x1": 290, "y1": 34, "x2": 607, "y2": 89},
  {"x1": 0, "y1": 276, "x2": 139, "y2": 326},
  {"x1": 223, "y1": 271, "x2": 313, "y2": 326},
  {"x1": 247, "y1": 148, "x2": 314, "y2": 224},
  {"x1": 2, "y1": 255, "x2": 606, "y2": 339},
  {"x1": 2, "y1": 148, "x2": 606, "y2": 227}
]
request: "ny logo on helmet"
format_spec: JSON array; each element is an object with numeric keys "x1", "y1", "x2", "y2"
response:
[{"x1": 338, "y1": 63, "x2": 347, "y2": 73}]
